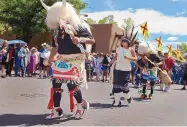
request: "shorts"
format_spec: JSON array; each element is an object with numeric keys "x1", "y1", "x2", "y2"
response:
[
  {"x1": 1, "y1": 59, "x2": 6, "y2": 65},
  {"x1": 102, "y1": 65, "x2": 109, "y2": 71},
  {"x1": 184, "y1": 74, "x2": 187, "y2": 81},
  {"x1": 39, "y1": 58, "x2": 45, "y2": 68}
]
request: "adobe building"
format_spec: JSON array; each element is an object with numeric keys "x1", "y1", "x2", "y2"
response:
[
  {"x1": 91, "y1": 24, "x2": 124, "y2": 54},
  {"x1": 0, "y1": 24, "x2": 125, "y2": 54}
]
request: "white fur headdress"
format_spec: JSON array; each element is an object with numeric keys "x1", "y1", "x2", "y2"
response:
[
  {"x1": 138, "y1": 41, "x2": 158, "y2": 54},
  {"x1": 40, "y1": 0, "x2": 91, "y2": 34}
]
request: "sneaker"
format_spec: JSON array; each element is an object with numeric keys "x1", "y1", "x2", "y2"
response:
[
  {"x1": 1, "y1": 75, "x2": 6, "y2": 78},
  {"x1": 112, "y1": 100, "x2": 115, "y2": 106},
  {"x1": 74, "y1": 109, "x2": 82, "y2": 119},
  {"x1": 140, "y1": 94, "x2": 147, "y2": 99},
  {"x1": 148, "y1": 94, "x2": 153, "y2": 99},
  {"x1": 127, "y1": 97, "x2": 133, "y2": 104},
  {"x1": 75, "y1": 100, "x2": 89, "y2": 119},
  {"x1": 164, "y1": 86, "x2": 170, "y2": 92},
  {"x1": 81, "y1": 99, "x2": 89, "y2": 111},
  {"x1": 117, "y1": 101, "x2": 122, "y2": 107},
  {"x1": 46, "y1": 108, "x2": 63, "y2": 119},
  {"x1": 181, "y1": 87, "x2": 186, "y2": 90}
]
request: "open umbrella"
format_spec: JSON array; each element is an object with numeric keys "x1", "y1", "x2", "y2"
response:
[
  {"x1": 8, "y1": 40, "x2": 26, "y2": 45},
  {"x1": 0, "y1": 38, "x2": 4, "y2": 44}
]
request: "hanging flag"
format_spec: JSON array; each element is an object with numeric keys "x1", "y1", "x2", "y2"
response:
[
  {"x1": 140, "y1": 22, "x2": 149, "y2": 40},
  {"x1": 155, "y1": 37, "x2": 162, "y2": 51},
  {"x1": 167, "y1": 45, "x2": 172, "y2": 56},
  {"x1": 175, "y1": 45, "x2": 181, "y2": 58},
  {"x1": 180, "y1": 55, "x2": 185, "y2": 60}
]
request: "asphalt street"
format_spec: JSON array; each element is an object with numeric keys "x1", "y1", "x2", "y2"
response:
[{"x1": 0, "y1": 77, "x2": 186, "y2": 126}]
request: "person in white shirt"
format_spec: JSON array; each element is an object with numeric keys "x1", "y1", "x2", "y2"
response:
[
  {"x1": 110, "y1": 37, "x2": 137, "y2": 107},
  {"x1": 95, "y1": 53, "x2": 103, "y2": 81}
]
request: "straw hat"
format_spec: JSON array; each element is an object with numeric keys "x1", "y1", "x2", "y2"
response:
[{"x1": 41, "y1": 43, "x2": 47, "y2": 47}]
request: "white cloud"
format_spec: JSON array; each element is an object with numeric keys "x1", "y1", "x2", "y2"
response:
[
  {"x1": 176, "y1": 9, "x2": 186, "y2": 16},
  {"x1": 167, "y1": 37, "x2": 179, "y2": 41},
  {"x1": 86, "y1": 9, "x2": 187, "y2": 35}
]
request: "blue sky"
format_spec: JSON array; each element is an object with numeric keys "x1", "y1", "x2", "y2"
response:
[{"x1": 82, "y1": 0, "x2": 187, "y2": 49}]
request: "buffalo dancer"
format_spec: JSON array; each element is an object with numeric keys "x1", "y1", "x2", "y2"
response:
[{"x1": 40, "y1": 0, "x2": 95, "y2": 119}]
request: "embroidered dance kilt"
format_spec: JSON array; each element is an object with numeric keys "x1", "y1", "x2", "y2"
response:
[
  {"x1": 51, "y1": 53, "x2": 87, "y2": 88},
  {"x1": 142, "y1": 67, "x2": 158, "y2": 81},
  {"x1": 112, "y1": 69, "x2": 130, "y2": 93}
]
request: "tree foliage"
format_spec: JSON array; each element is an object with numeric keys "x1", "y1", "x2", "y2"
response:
[
  {"x1": 0, "y1": 0, "x2": 87, "y2": 43},
  {"x1": 178, "y1": 43, "x2": 187, "y2": 54},
  {"x1": 87, "y1": 18, "x2": 97, "y2": 25},
  {"x1": 122, "y1": 17, "x2": 134, "y2": 32},
  {"x1": 98, "y1": 15, "x2": 118, "y2": 25}
]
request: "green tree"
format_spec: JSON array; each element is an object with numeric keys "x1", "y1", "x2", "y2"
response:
[
  {"x1": 178, "y1": 43, "x2": 187, "y2": 54},
  {"x1": 122, "y1": 17, "x2": 134, "y2": 32},
  {"x1": 87, "y1": 18, "x2": 97, "y2": 25},
  {"x1": 0, "y1": 0, "x2": 87, "y2": 43},
  {"x1": 98, "y1": 15, "x2": 118, "y2": 25}
]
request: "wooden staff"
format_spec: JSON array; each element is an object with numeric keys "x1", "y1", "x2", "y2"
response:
[{"x1": 143, "y1": 56, "x2": 172, "y2": 85}]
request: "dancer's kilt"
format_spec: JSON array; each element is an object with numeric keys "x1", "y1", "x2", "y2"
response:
[
  {"x1": 141, "y1": 67, "x2": 158, "y2": 81},
  {"x1": 51, "y1": 53, "x2": 87, "y2": 87}
]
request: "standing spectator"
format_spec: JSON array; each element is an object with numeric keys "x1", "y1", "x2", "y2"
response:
[
  {"x1": 25, "y1": 45, "x2": 30, "y2": 74},
  {"x1": 15, "y1": 44, "x2": 21, "y2": 77},
  {"x1": 130, "y1": 61, "x2": 136, "y2": 85},
  {"x1": 85, "y1": 55, "x2": 92, "y2": 82},
  {"x1": 181, "y1": 63, "x2": 187, "y2": 90},
  {"x1": 176, "y1": 62, "x2": 184, "y2": 85},
  {"x1": 17, "y1": 44, "x2": 27, "y2": 77},
  {"x1": 91, "y1": 53, "x2": 96, "y2": 79},
  {"x1": 0, "y1": 40, "x2": 8, "y2": 78},
  {"x1": 101, "y1": 54, "x2": 109, "y2": 82},
  {"x1": 39, "y1": 43, "x2": 48, "y2": 78},
  {"x1": 95, "y1": 53, "x2": 103, "y2": 81},
  {"x1": 46, "y1": 45, "x2": 51, "y2": 77},
  {"x1": 6, "y1": 44, "x2": 15, "y2": 77},
  {"x1": 27, "y1": 47, "x2": 37, "y2": 77},
  {"x1": 172, "y1": 62, "x2": 179, "y2": 83}
]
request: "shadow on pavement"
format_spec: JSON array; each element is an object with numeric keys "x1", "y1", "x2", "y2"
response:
[
  {"x1": 0, "y1": 114, "x2": 74, "y2": 126},
  {"x1": 154, "y1": 89, "x2": 164, "y2": 92},
  {"x1": 90, "y1": 103, "x2": 129, "y2": 109},
  {"x1": 90, "y1": 103, "x2": 113, "y2": 109},
  {"x1": 173, "y1": 88, "x2": 185, "y2": 91},
  {"x1": 133, "y1": 97, "x2": 142, "y2": 102}
]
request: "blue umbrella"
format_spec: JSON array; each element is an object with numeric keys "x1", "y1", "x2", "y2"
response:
[{"x1": 8, "y1": 40, "x2": 26, "y2": 45}]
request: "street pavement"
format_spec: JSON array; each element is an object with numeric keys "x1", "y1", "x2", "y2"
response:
[{"x1": 0, "y1": 77, "x2": 187, "y2": 126}]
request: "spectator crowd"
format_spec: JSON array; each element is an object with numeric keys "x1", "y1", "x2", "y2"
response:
[{"x1": 0, "y1": 40, "x2": 186, "y2": 90}]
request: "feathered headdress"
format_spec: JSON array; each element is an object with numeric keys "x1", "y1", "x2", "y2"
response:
[{"x1": 118, "y1": 26, "x2": 138, "y2": 47}]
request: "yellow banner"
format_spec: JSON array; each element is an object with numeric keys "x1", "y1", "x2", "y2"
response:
[{"x1": 140, "y1": 22, "x2": 149, "y2": 40}]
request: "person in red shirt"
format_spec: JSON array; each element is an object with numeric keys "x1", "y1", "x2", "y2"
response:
[
  {"x1": 6, "y1": 44, "x2": 15, "y2": 76},
  {"x1": 163, "y1": 52, "x2": 175, "y2": 91},
  {"x1": 163, "y1": 53, "x2": 175, "y2": 74}
]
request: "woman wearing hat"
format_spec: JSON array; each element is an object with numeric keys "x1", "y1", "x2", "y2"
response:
[
  {"x1": 110, "y1": 37, "x2": 137, "y2": 106},
  {"x1": 27, "y1": 47, "x2": 37, "y2": 77},
  {"x1": 39, "y1": 43, "x2": 48, "y2": 78},
  {"x1": 0, "y1": 40, "x2": 8, "y2": 78}
]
